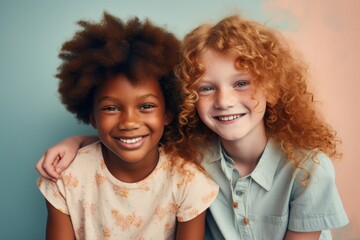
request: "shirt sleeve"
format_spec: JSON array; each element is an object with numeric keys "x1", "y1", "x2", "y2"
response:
[
  {"x1": 37, "y1": 176, "x2": 69, "y2": 215},
  {"x1": 175, "y1": 164, "x2": 219, "y2": 222},
  {"x1": 288, "y1": 153, "x2": 349, "y2": 231}
]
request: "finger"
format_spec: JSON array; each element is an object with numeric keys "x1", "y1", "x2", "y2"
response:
[
  {"x1": 42, "y1": 152, "x2": 62, "y2": 179},
  {"x1": 53, "y1": 153, "x2": 75, "y2": 173},
  {"x1": 35, "y1": 156, "x2": 57, "y2": 182}
]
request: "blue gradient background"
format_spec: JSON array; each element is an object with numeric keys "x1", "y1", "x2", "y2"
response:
[{"x1": 1, "y1": 1, "x2": 358, "y2": 239}]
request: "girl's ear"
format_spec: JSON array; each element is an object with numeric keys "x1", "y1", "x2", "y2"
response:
[
  {"x1": 164, "y1": 111, "x2": 173, "y2": 126},
  {"x1": 90, "y1": 114, "x2": 97, "y2": 129}
]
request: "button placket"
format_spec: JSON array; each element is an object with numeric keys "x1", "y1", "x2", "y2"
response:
[
  {"x1": 232, "y1": 179, "x2": 246, "y2": 215},
  {"x1": 232, "y1": 178, "x2": 252, "y2": 238}
]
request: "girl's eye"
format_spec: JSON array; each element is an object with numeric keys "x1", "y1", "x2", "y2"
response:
[
  {"x1": 140, "y1": 104, "x2": 155, "y2": 110},
  {"x1": 234, "y1": 81, "x2": 250, "y2": 88},
  {"x1": 197, "y1": 86, "x2": 214, "y2": 94},
  {"x1": 101, "y1": 106, "x2": 119, "y2": 112}
]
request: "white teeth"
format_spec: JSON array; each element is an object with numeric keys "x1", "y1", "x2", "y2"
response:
[
  {"x1": 118, "y1": 137, "x2": 143, "y2": 144},
  {"x1": 218, "y1": 115, "x2": 241, "y2": 121}
]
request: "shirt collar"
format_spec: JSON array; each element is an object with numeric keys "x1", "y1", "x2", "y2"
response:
[
  {"x1": 206, "y1": 138, "x2": 283, "y2": 192},
  {"x1": 203, "y1": 138, "x2": 222, "y2": 163},
  {"x1": 250, "y1": 139, "x2": 283, "y2": 191}
]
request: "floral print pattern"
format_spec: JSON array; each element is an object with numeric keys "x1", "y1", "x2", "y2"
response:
[{"x1": 38, "y1": 142, "x2": 218, "y2": 240}]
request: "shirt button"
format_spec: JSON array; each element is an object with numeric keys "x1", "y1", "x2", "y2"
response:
[
  {"x1": 235, "y1": 190, "x2": 243, "y2": 196},
  {"x1": 233, "y1": 202, "x2": 238, "y2": 208}
]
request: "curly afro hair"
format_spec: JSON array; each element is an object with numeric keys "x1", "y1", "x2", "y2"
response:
[{"x1": 56, "y1": 12, "x2": 181, "y2": 126}]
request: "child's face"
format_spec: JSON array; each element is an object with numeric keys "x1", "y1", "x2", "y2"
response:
[
  {"x1": 91, "y1": 74, "x2": 171, "y2": 165},
  {"x1": 195, "y1": 50, "x2": 266, "y2": 143}
]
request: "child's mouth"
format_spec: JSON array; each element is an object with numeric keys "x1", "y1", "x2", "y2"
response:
[
  {"x1": 117, "y1": 136, "x2": 144, "y2": 144},
  {"x1": 216, "y1": 114, "x2": 245, "y2": 122}
]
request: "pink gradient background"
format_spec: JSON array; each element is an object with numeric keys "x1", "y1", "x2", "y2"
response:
[{"x1": 263, "y1": 0, "x2": 360, "y2": 238}]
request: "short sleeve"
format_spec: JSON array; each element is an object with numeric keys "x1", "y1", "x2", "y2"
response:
[
  {"x1": 288, "y1": 153, "x2": 349, "y2": 231},
  {"x1": 37, "y1": 176, "x2": 69, "y2": 214},
  {"x1": 175, "y1": 164, "x2": 219, "y2": 222}
]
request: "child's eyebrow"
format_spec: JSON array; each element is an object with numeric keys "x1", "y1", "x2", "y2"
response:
[
  {"x1": 233, "y1": 72, "x2": 251, "y2": 78},
  {"x1": 201, "y1": 73, "x2": 251, "y2": 81},
  {"x1": 138, "y1": 93, "x2": 161, "y2": 100},
  {"x1": 96, "y1": 96, "x2": 119, "y2": 102},
  {"x1": 96, "y1": 94, "x2": 161, "y2": 102}
]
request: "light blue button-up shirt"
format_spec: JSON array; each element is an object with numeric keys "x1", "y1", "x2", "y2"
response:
[{"x1": 202, "y1": 139, "x2": 348, "y2": 240}]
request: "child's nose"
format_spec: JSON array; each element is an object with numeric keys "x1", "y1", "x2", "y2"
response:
[
  {"x1": 117, "y1": 110, "x2": 140, "y2": 130},
  {"x1": 214, "y1": 90, "x2": 235, "y2": 109}
]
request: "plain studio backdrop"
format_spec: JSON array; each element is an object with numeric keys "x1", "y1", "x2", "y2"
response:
[{"x1": 0, "y1": 0, "x2": 359, "y2": 239}]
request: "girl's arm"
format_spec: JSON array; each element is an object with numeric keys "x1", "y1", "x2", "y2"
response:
[
  {"x1": 176, "y1": 211, "x2": 206, "y2": 240},
  {"x1": 284, "y1": 230, "x2": 321, "y2": 240},
  {"x1": 35, "y1": 135, "x2": 98, "y2": 181},
  {"x1": 45, "y1": 200, "x2": 75, "y2": 240}
]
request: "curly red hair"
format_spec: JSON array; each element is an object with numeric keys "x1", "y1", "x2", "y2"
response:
[{"x1": 172, "y1": 15, "x2": 341, "y2": 179}]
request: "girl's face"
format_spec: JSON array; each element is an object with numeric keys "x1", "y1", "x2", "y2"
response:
[
  {"x1": 194, "y1": 50, "x2": 267, "y2": 144},
  {"x1": 91, "y1": 74, "x2": 171, "y2": 169}
]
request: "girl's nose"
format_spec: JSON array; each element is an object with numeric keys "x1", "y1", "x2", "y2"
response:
[
  {"x1": 213, "y1": 90, "x2": 235, "y2": 109},
  {"x1": 117, "y1": 110, "x2": 140, "y2": 130}
]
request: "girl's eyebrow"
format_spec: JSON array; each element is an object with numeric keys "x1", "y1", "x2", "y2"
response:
[
  {"x1": 96, "y1": 96, "x2": 118, "y2": 103},
  {"x1": 138, "y1": 93, "x2": 161, "y2": 100},
  {"x1": 97, "y1": 93, "x2": 161, "y2": 103},
  {"x1": 234, "y1": 72, "x2": 251, "y2": 77},
  {"x1": 201, "y1": 73, "x2": 251, "y2": 81}
]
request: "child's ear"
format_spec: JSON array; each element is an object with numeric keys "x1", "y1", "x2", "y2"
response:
[
  {"x1": 89, "y1": 114, "x2": 97, "y2": 129},
  {"x1": 164, "y1": 111, "x2": 173, "y2": 126}
]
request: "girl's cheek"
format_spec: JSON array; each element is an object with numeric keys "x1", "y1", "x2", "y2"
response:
[{"x1": 237, "y1": 90, "x2": 256, "y2": 102}]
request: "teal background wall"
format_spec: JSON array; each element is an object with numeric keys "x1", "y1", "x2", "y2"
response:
[{"x1": 1, "y1": 0, "x2": 358, "y2": 239}]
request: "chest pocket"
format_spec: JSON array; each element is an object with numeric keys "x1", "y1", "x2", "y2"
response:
[{"x1": 246, "y1": 213, "x2": 289, "y2": 239}]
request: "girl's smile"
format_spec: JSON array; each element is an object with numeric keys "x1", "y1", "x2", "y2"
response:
[
  {"x1": 91, "y1": 74, "x2": 172, "y2": 181},
  {"x1": 195, "y1": 50, "x2": 267, "y2": 144},
  {"x1": 115, "y1": 135, "x2": 147, "y2": 150},
  {"x1": 214, "y1": 113, "x2": 246, "y2": 123}
]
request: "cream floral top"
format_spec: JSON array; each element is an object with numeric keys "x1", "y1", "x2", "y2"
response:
[{"x1": 37, "y1": 141, "x2": 218, "y2": 240}]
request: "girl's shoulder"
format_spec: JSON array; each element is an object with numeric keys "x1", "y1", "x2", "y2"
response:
[
  {"x1": 61, "y1": 141, "x2": 103, "y2": 174},
  {"x1": 290, "y1": 150, "x2": 337, "y2": 189},
  {"x1": 159, "y1": 149, "x2": 215, "y2": 182},
  {"x1": 158, "y1": 150, "x2": 219, "y2": 199},
  {"x1": 307, "y1": 152, "x2": 336, "y2": 178},
  {"x1": 298, "y1": 151, "x2": 335, "y2": 175},
  {"x1": 77, "y1": 140, "x2": 101, "y2": 156},
  {"x1": 159, "y1": 150, "x2": 202, "y2": 172}
]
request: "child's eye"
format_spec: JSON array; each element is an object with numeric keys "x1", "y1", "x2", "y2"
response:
[
  {"x1": 140, "y1": 104, "x2": 155, "y2": 110},
  {"x1": 234, "y1": 81, "x2": 250, "y2": 88},
  {"x1": 101, "y1": 106, "x2": 119, "y2": 112},
  {"x1": 197, "y1": 86, "x2": 214, "y2": 94}
]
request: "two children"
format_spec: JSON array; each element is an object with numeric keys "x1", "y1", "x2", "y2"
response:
[
  {"x1": 37, "y1": 12, "x2": 218, "y2": 240},
  {"x1": 37, "y1": 13, "x2": 348, "y2": 239}
]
